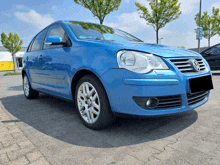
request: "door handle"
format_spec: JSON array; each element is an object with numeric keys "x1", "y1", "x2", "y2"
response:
[{"x1": 39, "y1": 55, "x2": 43, "y2": 59}]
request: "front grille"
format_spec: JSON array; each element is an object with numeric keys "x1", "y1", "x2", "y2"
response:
[
  {"x1": 170, "y1": 58, "x2": 206, "y2": 74},
  {"x1": 133, "y1": 95, "x2": 182, "y2": 110},
  {"x1": 187, "y1": 91, "x2": 209, "y2": 106}
]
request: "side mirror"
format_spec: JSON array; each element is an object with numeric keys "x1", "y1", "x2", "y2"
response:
[{"x1": 44, "y1": 36, "x2": 66, "y2": 46}]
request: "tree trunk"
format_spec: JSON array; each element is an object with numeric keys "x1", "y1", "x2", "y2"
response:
[
  {"x1": 156, "y1": 30, "x2": 159, "y2": 44},
  {"x1": 208, "y1": 28, "x2": 211, "y2": 47},
  {"x1": 100, "y1": 19, "x2": 103, "y2": 25},
  {"x1": 12, "y1": 54, "x2": 17, "y2": 73}
]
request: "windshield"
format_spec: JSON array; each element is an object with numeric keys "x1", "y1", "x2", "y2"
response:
[{"x1": 67, "y1": 21, "x2": 143, "y2": 42}]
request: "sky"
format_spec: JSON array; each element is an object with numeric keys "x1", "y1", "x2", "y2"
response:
[{"x1": 0, "y1": 0, "x2": 220, "y2": 49}]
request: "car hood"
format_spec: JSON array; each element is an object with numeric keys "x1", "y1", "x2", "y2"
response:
[
  {"x1": 113, "y1": 41, "x2": 201, "y2": 58},
  {"x1": 91, "y1": 40, "x2": 201, "y2": 58}
]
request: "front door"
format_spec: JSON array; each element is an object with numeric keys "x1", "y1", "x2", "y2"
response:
[{"x1": 38, "y1": 23, "x2": 72, "y2": 98}]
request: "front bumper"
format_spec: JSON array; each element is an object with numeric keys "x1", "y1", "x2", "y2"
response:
[{"x1": 100, "y1": 68, "x2": 211, "y2": 116}]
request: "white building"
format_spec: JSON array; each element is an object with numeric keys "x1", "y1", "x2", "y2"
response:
[{"x1": 0, "y1": 46, "x2": 27, "y2": 71}]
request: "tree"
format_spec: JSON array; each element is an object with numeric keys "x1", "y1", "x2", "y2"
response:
[
  {"x1": 135, "y1": 0, "x2": 181, "y2": 44},
  {"x1": 73, "y1": 0, "x2": 122, "y2": 24},
  {"x1": 177, "y1": 46, "x2": 185, "y2": 49},
  {"x1": 1, "y1": 32, "x2": 23, "y2": 72},
  {"x1": 195, "y1": 7, "x2": 220, "y2": 47}
]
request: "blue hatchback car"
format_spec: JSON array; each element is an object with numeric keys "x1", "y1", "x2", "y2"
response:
[{"x1": 22, "y1": 20, "x2": 213, "y2": 129}]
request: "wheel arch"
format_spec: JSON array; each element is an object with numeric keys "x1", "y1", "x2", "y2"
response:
[
  {"x1": 22, "y1": 70, "x2": 26, "y2": 78},
  {"x1": 71, "y1": 69, "x2": 110, "y2": 103}
]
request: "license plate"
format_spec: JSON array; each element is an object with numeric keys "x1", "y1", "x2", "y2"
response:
[{"x1": 189, "y1": 75, "x2": 213, "y2": 93}]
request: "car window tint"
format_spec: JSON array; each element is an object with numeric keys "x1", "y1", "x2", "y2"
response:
[
  {"x1": 204, "y1": 49, "x2": 211, "y2": 55},
  {"x1": 27, "y1": 38, "x2": 35, "y2": 52},
  {"x1": 210, "y1": 46, "x2": 220, "y2": 55},
  {"x1": 31, "y1": 28, "x2": 47, "y2": 52},
  {"x1": 44, "y1": 24, "x2": 67, "y2": 49}
]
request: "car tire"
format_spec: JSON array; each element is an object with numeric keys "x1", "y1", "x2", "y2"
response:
[
  {"x1": 23, "y1": 73, "x2": 39, "y2": 99},
  {"x1": 75, "y1": 75, "x2": 116, "y2": 130}
]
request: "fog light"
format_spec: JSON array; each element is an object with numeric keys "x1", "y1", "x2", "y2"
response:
[{"x1": 146, "y1": 98, "x2": 159, "y2": 109}]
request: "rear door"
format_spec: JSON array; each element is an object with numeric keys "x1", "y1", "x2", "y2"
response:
[{"x1": 26, "y1": 28, "x2": 48, "y2": 88}]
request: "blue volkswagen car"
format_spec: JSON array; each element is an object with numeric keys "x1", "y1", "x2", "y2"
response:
[{"x1": 22, "y1": 20, "x2": 213, "y2": 129}]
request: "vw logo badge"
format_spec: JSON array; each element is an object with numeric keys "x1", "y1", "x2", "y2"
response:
[{"x1": 192, "y1": 59, "x2": 200, "y2": 71}]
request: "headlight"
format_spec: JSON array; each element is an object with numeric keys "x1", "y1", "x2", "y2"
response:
[{"x1": 117, "y1": 50, "x2": 169, "y2": 74}]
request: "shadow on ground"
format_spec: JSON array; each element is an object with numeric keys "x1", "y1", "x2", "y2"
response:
[{"x1": 1, "y1": 94, "x2": 198, "y2": 148}]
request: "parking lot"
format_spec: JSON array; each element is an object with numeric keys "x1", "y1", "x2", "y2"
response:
[{"x1": 0, "y1": 72, "x2": 220, "y2": 165}]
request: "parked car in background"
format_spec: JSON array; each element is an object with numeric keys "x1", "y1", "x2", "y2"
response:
[
  {"x1": 200, "y1": 44, "x2": 220, "y2": 70},
  {"x1": 22, "y1": 20, "x2": 213, "y2": 130}
]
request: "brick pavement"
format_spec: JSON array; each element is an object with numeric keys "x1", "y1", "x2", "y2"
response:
[{"x1": 0, "y1": 106, "x2": 50, "y2": 165}]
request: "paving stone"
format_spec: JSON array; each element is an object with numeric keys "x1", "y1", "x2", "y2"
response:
[
  {"x1": 0, "y1": 153, "x2": 10, "y2": 164},
  {"x1": 2, "y1": 136, "x2": 29, "y2": 148},
  {"x1": 182, "y1": 147, "x2": 216, "y2": 165},
  {"x1": 26, "y1": 150, "x2": 43, "y2": 162},
  {"x1": 146, "y1": 139, "x2": 173, "y2": 151},
  {"x1": 81, "y1": 156, "x2": 115, "y2": 165},
  {"x1": 7, "y1": 125, "x2": 19, "y2": 131},
  {"x1": 147, "y1": 156, "x2": 162, "y2": 165},
  {"x1": 153, "y1": 146, "x2": 176, "y2": 161},
  {"x1": 0, "y1": 126, "x2": 8, "y2": 133},
  {"x1": 111, "y1": 154, "x2": 145, "y2": 165},
  {"x1": 0, "y1": 133, "x2": 13, "y2": 142},
  {"x1": 192, "y1": 140, "x2": 219, "y2": 155},
  {"x1": 0, "y1": 143, "x2": 20, "y2": 154},
  {"x1": 8, "y1": 128, "x2": 23, "y2": 134},
  {"x1": 3, "y1": 123, "x2": 16, "y2": 128},
  {"x1": 193, "y1": 125, "x2": 213, "y2": 134},
  {"x1": 0, "y1": 116, "x2": 10, "y2": 121},
  {"x1": 167, "y1": 139, "x2": 198, "y2": 152},
  {"x1": 2, "y1": 140, "x2": 11, "y2": 148},
  {"x1": 17, "y1": 140, "x2": 34, "y2": 149},
  {"x1": 11, "y1": 132, "x2": 24, "y2": 139},
  {"x1": 7, "y1": 145, "x2": 36, "y2": 160},
  {"x1": 128, "y1": 145, "x2": 161, "y2": 162},
  {"x1": 0, "y1": 142, "x2": 3, "y2": 150},
  {"x1": 7, "y1": 156, "x2": 29, "y2": 165},
  {"x1": 28, "y1": 157, "x2": 50, "y2": 165}
]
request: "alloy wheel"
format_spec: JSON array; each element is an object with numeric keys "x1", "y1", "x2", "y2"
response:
[
  {"x1": 77, "y1": 82, "x2": 100, "y2": 124},
  {"x1": 23, "y1": 76, "x2": 30, "y2": 97}
]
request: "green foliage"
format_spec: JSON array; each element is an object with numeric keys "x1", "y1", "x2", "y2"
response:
[
  {"x1": 1, "y1": 32, "x2": 23, "y2": 56},
  {"x1": 1, "y1": 32, "x2": 23, "y2": 72},
  {"x1": 73, "y1": 0, "x2": 122, "y2": 24},
  {"x1": 69, "y1": 21, "x2": 115, "y2": 34},
  {"x1": 177, "y1": 46, "x2": 185, "y2": 49},
  {"x1": 4, "y1": 72, "x2": 22, "y2": 76},
  {"x1": 195, "y1": 7, "x2": 220, "y2": 47},
  {"x1": 135, "y1": 0, "x2": 181, "y2": 44}
]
